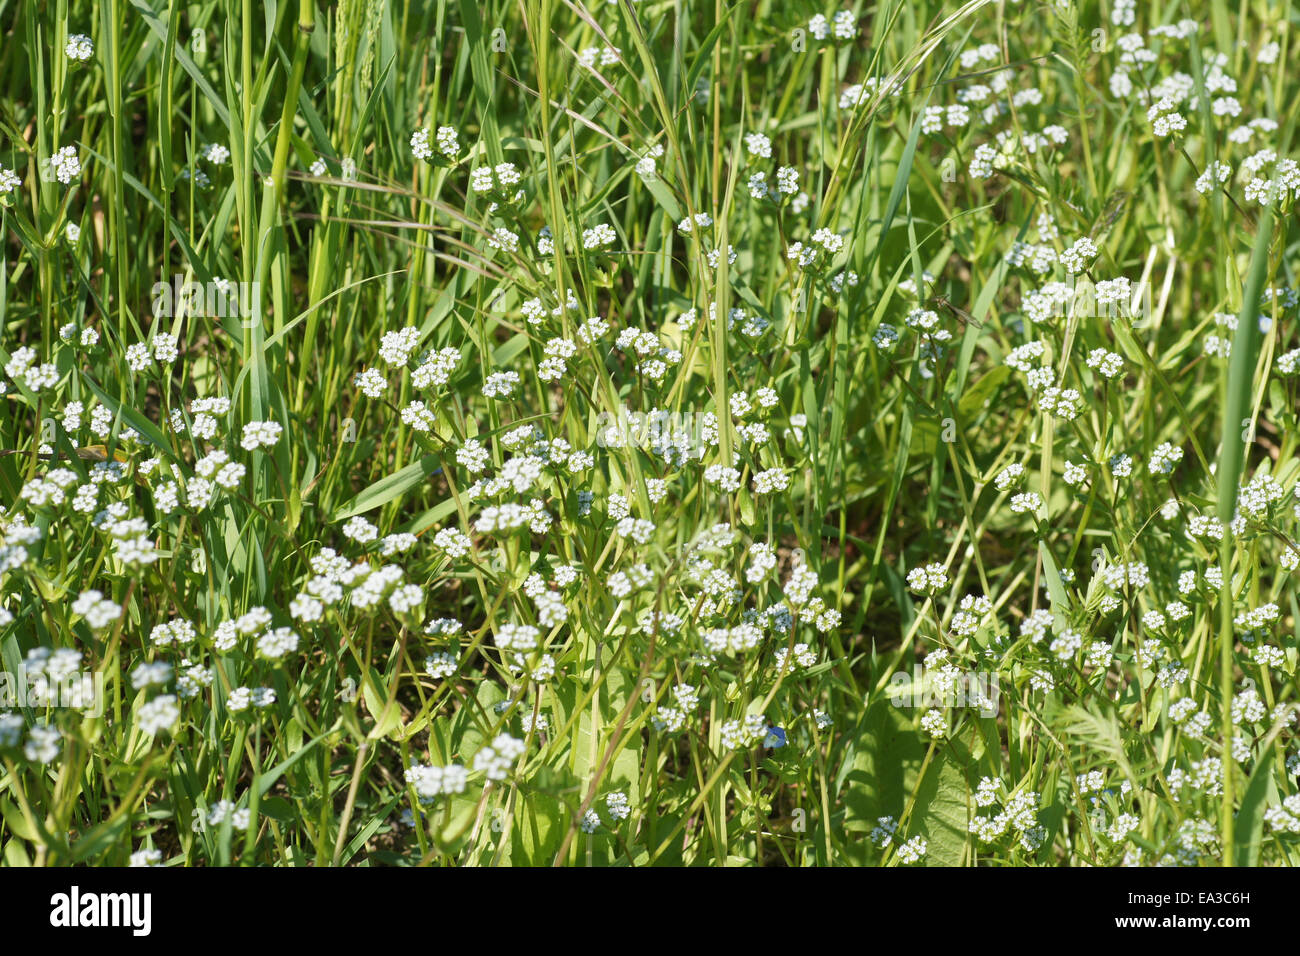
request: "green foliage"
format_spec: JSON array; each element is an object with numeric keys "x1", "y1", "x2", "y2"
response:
[{"x1": 0, "y1": 0, "x2": 1299, "y2": 869}]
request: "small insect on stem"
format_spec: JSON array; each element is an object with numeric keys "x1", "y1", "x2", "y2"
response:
[
  {"x1": 1091, "y1": 188, "x2": 1130, "y2": 241},
  {"x1": 928, "y1": 295, "x2": 984, "y2": 329}
]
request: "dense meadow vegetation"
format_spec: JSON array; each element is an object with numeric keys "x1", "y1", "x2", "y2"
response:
[{"x1": 1, "y1": 0, "x2": 1299, "y2": 867}]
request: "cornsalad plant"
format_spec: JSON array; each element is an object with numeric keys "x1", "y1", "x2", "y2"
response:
[{"x1": 1, "y1": 0, "x2": 1299, "y2": 868}]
